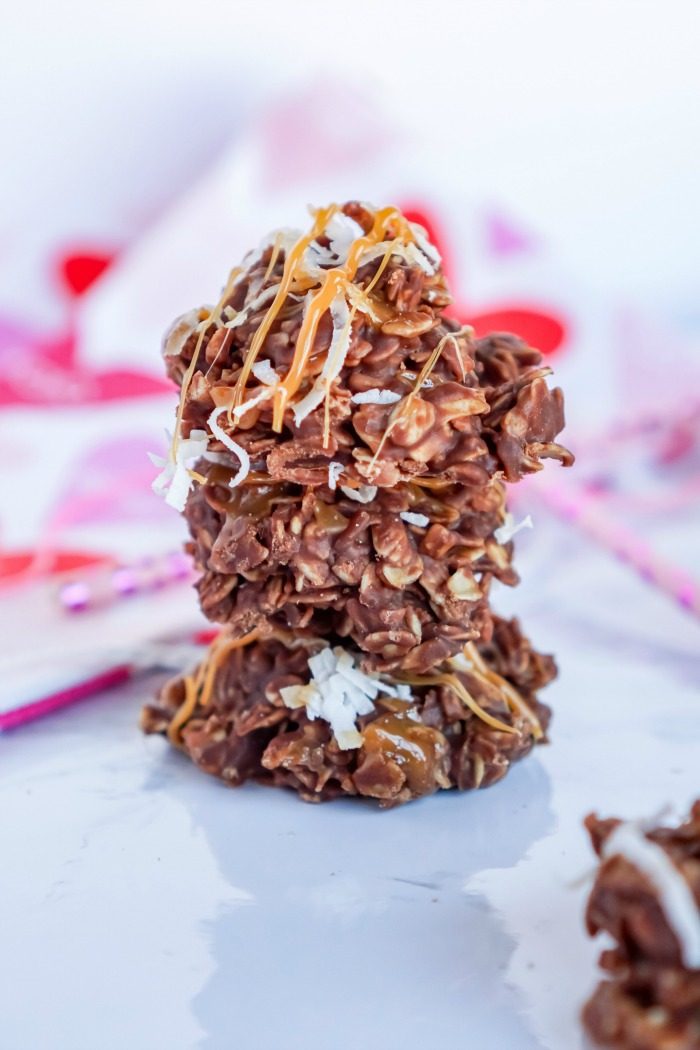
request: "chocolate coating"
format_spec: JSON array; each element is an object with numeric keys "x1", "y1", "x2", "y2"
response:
[
  {"x1": 142, "y1": 616, "x2": 555, "y2": 806},
  {"x1": 145, "y1": 201, "x2": 573, "y2": 804}
]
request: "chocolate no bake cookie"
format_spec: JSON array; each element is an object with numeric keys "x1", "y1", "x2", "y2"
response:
[
  {"x1": 141, "y1": 615, "x2": 554, "y2": 805},
  {"x1": 583, "y1": 804, "x2": 700, "y2": 1048},
  {"x1": 145, "y1": 201, "x2": 572, "y2": 803}
]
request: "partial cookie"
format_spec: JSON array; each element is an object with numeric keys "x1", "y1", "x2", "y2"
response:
[{"x1": 583, "y1": 803, "x2": 700, "y2": 1049}]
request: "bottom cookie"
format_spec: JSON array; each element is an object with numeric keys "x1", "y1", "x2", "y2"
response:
[{"x1": 142, "y1": 616, "x2": 555, "y2": 806}]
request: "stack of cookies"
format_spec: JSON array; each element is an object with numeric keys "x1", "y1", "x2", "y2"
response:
[{"x1": 142, "y1": 201, "x2": 572, "y2": 805}]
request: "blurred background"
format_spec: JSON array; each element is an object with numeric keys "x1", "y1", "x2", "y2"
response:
[
  {"x1": 2, "y1": 0, "x2": 699, "y2": 322},
  {"x1": 1, "y1": 0, "x2": 698, "y2": 704}
]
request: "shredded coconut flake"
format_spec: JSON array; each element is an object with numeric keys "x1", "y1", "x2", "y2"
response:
[
  {"x1": 241, "y1": 227, "x2": 301, "y2": 273},
  {"x1": 408, "y1": 222, "x2": 442, "y2": 268},
  {"x1": 323, "y1": 294, "x2": 352, "y2": 381},
  {"x1": 300, "y1": 247, "x2": 329, "y2": 279},
  {"x1": 230, "y1": 357, "x2": 280, "y2": 420},
  {"x1": 449, "y1": 652, "x2": 470, "y2": 673},
  {"x1": 603, "y1": 822, "x2": 700, "y2": 968},
  {"x1": 400, "y1": 512, "x2": 430, "y2": 527},
  {"x1": 340, "y1": 484, "x2": 377, "y2": 504},
  {"x1": 231, "y1": 386, "x2": 274, "y2": 420},
  {"x1": 263, "y1": 227, "x2": 302, "y2": 257},
  {"x1": 356, "y1": 241, "x2": 398, "y2": 271},
  {"x1": 225, "y1": 283, "x2": 280, "y2": 330},
  {"x1": 202, "y1": 450, "x2": 231, "y2": 465},
  {"x1": 357, "y1": 237, "x2": 437, "y2": 276},
  {"x1": 345, "y1": 282, "x2": 383, "y2": 323},
  {"x1": 351, "y1": 389, "x2": 402, "y2": 406},
  {"x1": 328, "y1": 461, "x2": 343, "y2": 491},
  {"x1": 150, "y1": 428, "x2": 209, "y2": 512},
  {"x1": 162, "y1": 308, "x2": 210, "y2": 358},
  {"x1": 326, "y1": 212, "x2": 365, "y2": 260},
  {"x1": 403, "y1": 240, "x2": 437, "y2": 274},
  {"x1": 207, "y1": 406, "x2": 250, "y2": 488},
  {"x1": 292, "y1": 291, "x2": 353, "y2": 425},
  {"x1": 251, "y1": 359, "x2": 279, "y2": 386},
  {"x1": 302, "y1": 213, "x2": 366, "y2": 274},
  {"x1": 279, "y1": 646, "x2": 409, "y2": 749},
  {"x1": 494, "y1": 513, "x2": 534, "y2": 545},
  {"x1": 291, "y1": 384, "x2": 326, "y2": 424}
]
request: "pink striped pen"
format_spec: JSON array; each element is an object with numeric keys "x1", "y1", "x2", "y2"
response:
[
  {"x1": 0, "y1": 632, "x2": 215, "y2": 733},
  {"x1": 0, "y1": 664, "x2": 133, "y2": 732}
]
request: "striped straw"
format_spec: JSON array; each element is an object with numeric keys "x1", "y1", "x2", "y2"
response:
[
  {"x1": 58, "y1": 550, "x2": 193, "y2": 613},
  {"x1": 534, "y1": 483, "x2": 700, "y2": 619}
]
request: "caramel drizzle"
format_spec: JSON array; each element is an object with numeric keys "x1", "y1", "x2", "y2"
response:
[
  {"x1": 272, "y1": 206, "x2": 416, "y2": 431},
  {"x1": 463, "y1": 641, "x2": 544, "y2": 739},
  {"x1": 170, "y1": 203, "x2": 435, "y2": 486},
  {"x1": 167, "y1": 628, "x2": 260, "y2": 747},
  {"x1": 263, "y1": 231, "x2": 284, "y2": 284},
  {"x1": 396, "y1": 670, "x2": 519, "y2": 735},
  {"x1": 165, "y1": 628, "x2": 537, "y2": 753},
  {"x1": 367, "y1": 328, "x2": 451, "y2": 475},
  {"x1": 231, "y1": 204, "x2": 338, "y2": 414},
  {"x1": 229, "y1": 204, "x2": 419, "y2": 433},
  {"x1": 362, "y1": 242, "x2": 395, "y2": 297},
  {"x1": 170, "y1": 266, "x2": 242, "y2": 464},
  {"x1": 274, "y1": 268, "x2": 348, "y2": 431},
  {"x1": 446, "y1": 326, "x2": 473, "y2": 382}
]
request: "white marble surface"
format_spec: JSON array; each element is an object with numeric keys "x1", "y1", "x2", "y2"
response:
[{"x1": 2, "y1": 532, "x2": 698, "y2": 1050}]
